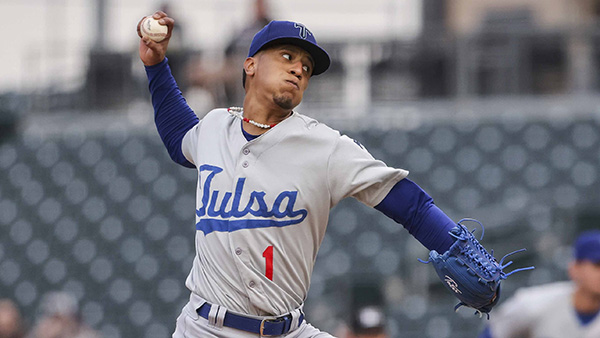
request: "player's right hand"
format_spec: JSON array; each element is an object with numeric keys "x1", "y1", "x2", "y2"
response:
[{"x1": 137, "y1": 11, "x2": 174, "y2": 66}]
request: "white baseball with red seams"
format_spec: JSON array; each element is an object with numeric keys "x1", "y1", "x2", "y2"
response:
[{"x1": 140, "y1": 16, "x2": 167, "y2": 42}]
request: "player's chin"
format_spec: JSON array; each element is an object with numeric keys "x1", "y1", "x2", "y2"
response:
[{"x1": 273, "y1": 93, "x2": 301, "y2": 110}]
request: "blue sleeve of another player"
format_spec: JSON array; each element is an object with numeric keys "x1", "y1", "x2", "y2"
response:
[
  {"x1": 145, "y1": 58, "x2": 199, "y2": 168},
  {"x1": 374, "y1": 178, "x2": 455, "y2": 252}
]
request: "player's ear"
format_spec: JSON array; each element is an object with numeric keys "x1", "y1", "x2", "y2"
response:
[
  {"x1": 244, "y1": 57, "x2": 256, "y2": 77},
  {"x1": 568, "y1": 261, "x2": 581, "y2": 282}
]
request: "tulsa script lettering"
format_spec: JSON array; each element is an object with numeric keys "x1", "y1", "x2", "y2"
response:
[{"x1": 195, "y1": 165, "x2": 307, "y2": 233}]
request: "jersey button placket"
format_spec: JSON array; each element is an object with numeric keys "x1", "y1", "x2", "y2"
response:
[{"x1": 241, "y1": 148, "x2": 250, "y2": 168}]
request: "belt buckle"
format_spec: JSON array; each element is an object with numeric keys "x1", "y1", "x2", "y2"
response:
[{"x1": 259, "y1": 317, "x2": 286, "y2": 337}]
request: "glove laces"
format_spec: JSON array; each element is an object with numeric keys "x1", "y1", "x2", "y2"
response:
[
  {"x1": 454, "y1": 218, "x2": 534, "y2": 279},
  {"x1": 453, "y1": 219, "x2": 497, "y2": 279}
]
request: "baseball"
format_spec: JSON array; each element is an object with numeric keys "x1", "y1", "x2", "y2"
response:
[{"x1": 140, "y1": 16, "x2": 168, "y2": 42}]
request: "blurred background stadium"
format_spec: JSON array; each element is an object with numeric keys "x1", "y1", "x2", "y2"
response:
[{"x1": 1, "y1": 0, "x2": 600, "y2": 337}]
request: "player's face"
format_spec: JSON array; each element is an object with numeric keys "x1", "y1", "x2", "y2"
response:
[
  {"x1": 570, "y1": 260, "x2": 600, "y2": 296},
  {"x1": 253, "y1": 44, "x2": 313, "y2": 110}
]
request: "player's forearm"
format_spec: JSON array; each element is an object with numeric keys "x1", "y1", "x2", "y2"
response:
[
  {"x1": 374, "y1": 178, "x2": 455, "y2": 252},
  {"x1": 145, "y1": 58, "x2": 199, "y2": 167}
]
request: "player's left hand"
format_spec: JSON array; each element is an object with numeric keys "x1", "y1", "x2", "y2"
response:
[
  {"x1": 419, "y1": 219, "x2": 534, "y2": 318},
  {"x1": 137, "y1": 11, "x2": 174, "y2": 66}
]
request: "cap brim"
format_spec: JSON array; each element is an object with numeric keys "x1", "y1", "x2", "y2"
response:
[{"x1": 261, "y1": 38, "x2": 331, "y2": 76}]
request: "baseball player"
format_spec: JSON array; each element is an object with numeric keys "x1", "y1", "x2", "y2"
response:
[
  {"x1": 137, "y1": 11, "x2": 471, "y2": 337},
  {"x1": 479, "y1": 230, "x2": 600, "y2": 338}
]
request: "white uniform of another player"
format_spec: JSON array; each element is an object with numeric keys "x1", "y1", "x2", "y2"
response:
[
  {"x1": 172, "y1": 109, "x2": 406, "y2": 337},
  {"x1": 488, "y1": 282, "x2": 600, "y2": 338}
]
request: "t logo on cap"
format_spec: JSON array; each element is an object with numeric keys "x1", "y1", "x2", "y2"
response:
[{"x1": 294, "y1": 23, "x2": 312, "y2": 40}]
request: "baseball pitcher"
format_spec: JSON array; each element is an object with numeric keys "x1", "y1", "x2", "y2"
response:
[{"x1": 137, "y1": 11, "x2": 530, "y2": 337}]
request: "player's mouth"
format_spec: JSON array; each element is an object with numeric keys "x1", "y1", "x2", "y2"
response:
[{"x1": 285, "y1": 80, "x2": 299, "y2": 90}]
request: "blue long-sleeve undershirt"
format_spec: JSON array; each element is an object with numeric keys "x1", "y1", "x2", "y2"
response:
[
  {"x1": 375, "y1": 178, "x2": 455, "y2": 252},
  {"x1": 145, "y1": 58, "x2": 199, "y2": 168}
]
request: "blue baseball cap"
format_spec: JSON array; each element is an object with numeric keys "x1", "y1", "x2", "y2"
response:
[
  {"x1": 574, "y1": 230, "x2": 600, "y2": 263},
  {"x1": 248, "y1": 20, "x2": 331, "y2": 76}
]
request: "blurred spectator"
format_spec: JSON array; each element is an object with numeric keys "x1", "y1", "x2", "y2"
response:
[
  {"x1": 335, "y1": 305, "x2": 389, "y2": 338},
  {"x1": 0, "y1": 299, "x2": 26, "y2": 338},
  {"x1": 27, "y1": 292, "x2": 99, "y2": 338},
  {"x1": 347, "y1": 305, "x2": 388, "y2": 338},
  {"x1": 335, "y1": 281, "x2": 389, "y2": 338},
  {"x1": 479, "y1": 230, "x2": 600, "y2": 338},
  {"x1": 186, "y1": 0, "x2": 272, "y2": 107}
]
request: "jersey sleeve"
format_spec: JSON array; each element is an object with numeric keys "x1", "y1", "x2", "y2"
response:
[
  {"x1": 181, "y1": 121, "x2": 203, "y2": 167},
  {"x1": 327, "y1": 135, "x2": 408, "y2": 207}
]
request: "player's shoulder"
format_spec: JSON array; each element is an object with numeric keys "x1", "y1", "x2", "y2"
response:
[
  {"x1": 203, "y1": 108, "x2": 230, "y2": 121},
  {"x1": 291, "y1": 112, "x2": 368, "y2": 150},
  {"x1": 494, "y1": 282, "x2": 573, "y2": 319},
  {"x1": 512, "y1": 281, "x2": 573, "y2": 303},
  {"x1": 198, "y1": 108, "x2": 234, "y2": 127},
  {"x1": 292, "y1": 111, "x2": 336, "y2": 132},
  {"x1": 292, "y1": 112, "x2": 338, "y2": 134}
]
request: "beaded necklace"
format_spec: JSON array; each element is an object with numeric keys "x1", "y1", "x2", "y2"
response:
[{"x1": 227, "y1": 107, "x2": 282, "y2": 129}]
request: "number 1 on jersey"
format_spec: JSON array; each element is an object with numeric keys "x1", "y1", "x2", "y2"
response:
[{"x1": 263, "y1": 245, "x2": 274, "y2": 280}]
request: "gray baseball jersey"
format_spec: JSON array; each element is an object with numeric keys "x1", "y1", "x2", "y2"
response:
[
  {"x1": 488, "y1": 282, "x2": 600, "y2": 338},
  {"x1": 180, "y1": 108, "x2": 407, "y2": 316}
]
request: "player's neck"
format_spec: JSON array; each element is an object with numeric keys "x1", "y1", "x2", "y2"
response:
[
  {"x1": 573, "y1": 286, "x2": 600, "y2": 313},
  {"x1": 241, "y1": 98, "x2": 293, "y2": 134}
]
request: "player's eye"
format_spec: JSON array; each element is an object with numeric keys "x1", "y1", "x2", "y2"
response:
[
  {"x1": 282, "y1": 53, "x2": 291, "y2": 60},
  {"x1": 303, "y1": 65, "x2": 309, "y2": 73}
]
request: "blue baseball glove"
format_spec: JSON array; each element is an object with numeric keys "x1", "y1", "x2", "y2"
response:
[{"x1": 419, "y1": 218, "x2": 534, "y2": 318}]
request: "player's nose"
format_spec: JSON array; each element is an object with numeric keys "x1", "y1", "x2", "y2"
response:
[{"x1": 289, "y1": 61, "x2": 303, "y2": 79}]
